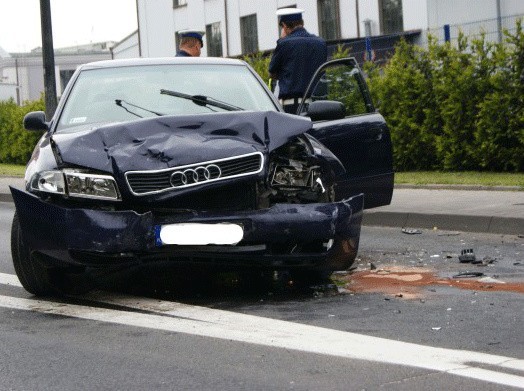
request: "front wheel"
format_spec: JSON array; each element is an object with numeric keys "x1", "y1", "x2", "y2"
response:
[
  {"x1": 11, "y1": 212, "x2": 55, "y2": 295},
  {"x1": 11, "y1": 212, "x2": 92, "y2": 296}
]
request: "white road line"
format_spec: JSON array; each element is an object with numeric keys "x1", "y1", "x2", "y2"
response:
[
  {"x1": 1, "y1": 272, "x2": 523, "y2": 388},
  {"x1": 0, "y1": 272, "x2": 22, "y2": 287}
]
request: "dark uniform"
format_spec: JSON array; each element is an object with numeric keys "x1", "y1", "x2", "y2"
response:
[
  {"x1": 176, "y1": 50, "x2": 192, "y2": 57},
  {"x1": 269, "y1": 16, "x2": 327, "y2": 114}
]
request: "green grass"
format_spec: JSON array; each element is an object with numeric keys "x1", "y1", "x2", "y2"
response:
[
  {"x1": 395, "y1": 171, "x2": 524, "y2": 188},
  {"x1": 0, "y1": 164, "x2": 26, "y2": 177},
  {"x1": 0, "y1": 164, "x2": 522, "y2": 188}
]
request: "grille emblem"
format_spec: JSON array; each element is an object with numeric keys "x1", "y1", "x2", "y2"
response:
[{"x1": 170, "y1": 164, "x2": 222, "y2": 187}]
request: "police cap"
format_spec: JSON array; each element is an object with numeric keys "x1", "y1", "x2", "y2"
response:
[
  {"x1": 276, "y1": 8, "x2": 304, "y2": 23},
  {"x1": 178, "y1": 29, "x2": 205, "y2": 46}
]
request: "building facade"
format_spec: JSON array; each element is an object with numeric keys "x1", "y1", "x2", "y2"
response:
[
  {"x1": 0, "y1": 43, "x2": 113, "y2": 103},
  {"x1": 135, "y1": 0, "x2": 524, "y2": 58}
]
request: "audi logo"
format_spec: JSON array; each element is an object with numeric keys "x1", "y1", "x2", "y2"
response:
[{"x1": 170, "y1": 164, "x2": 222, "y2": 187}]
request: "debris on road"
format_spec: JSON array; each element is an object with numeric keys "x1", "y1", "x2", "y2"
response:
[
  {"x1": 453, "y1": 272, "x2": 485, "y2": 278},
  {"x1": 402, "y1": 228, "x2": 422, "y2": 235},
  {"x1": 459, "y1": 249, "x2": 476, "y2": 263},
  {"x1": 478, "y1": 276, "x2": 506, "y2": 284},
  {"x1": 437, "y1": 231, "x2": 461, "y2": 236},
  {"x1": 478, "y1": 257, "x2": 497, "y2": 266}
]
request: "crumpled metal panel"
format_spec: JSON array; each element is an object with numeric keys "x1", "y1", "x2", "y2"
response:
[
  {"x1": 11, "y1": 187, "x2": 363, "y2": 269},
  {"x1": 51, "y1": 111, "x2": 312, "y2": 174}
]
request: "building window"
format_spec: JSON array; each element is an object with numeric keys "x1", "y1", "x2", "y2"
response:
[
  {"x1": 379, "y1": 0, "x2": 404, "y2": 34},
  {"x1": 173, "y1": 0, "x2": 187, "y2": 8},
  {"x1": 240, "y1": 14, "x2": 259, "y2": 54},
  {"x1": 318, "y1": 0, "x2": 340, "y2": 41},
  {"x1": 206, "y1": 22, "x2": 223, "y2": 57}
]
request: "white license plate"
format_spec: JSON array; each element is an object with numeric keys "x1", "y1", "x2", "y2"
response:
[{"x1": 155, "y1": 223, "x2": 243, "y2": 246}]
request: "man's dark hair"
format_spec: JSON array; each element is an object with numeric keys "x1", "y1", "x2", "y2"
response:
[
  {"x1": 282, "y1": 19, "x2": 304, "y2": 30},
  {"x1": 180, "y1": 37, "x2": 201, "y2": 49}
]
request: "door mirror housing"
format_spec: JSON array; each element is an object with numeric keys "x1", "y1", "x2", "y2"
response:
[
  {"x1": 23, "y1": 111, "x2": 49, "y2": 132},
  {"x1": 305, "y1": 100, "x2": 346, "y2": 121}
]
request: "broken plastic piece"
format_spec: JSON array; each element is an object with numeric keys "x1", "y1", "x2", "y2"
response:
[
  {"x1": 402, "y1": 228, "x2": 422, "y2": 235},
  {"x1": 478, "y1": 276, "x2": 506, "y2": 284},
  {"x1": 459, "y1": 249, "x2": 476, "y2": 263},
  {"x1": 453, "y1": 271, "x2": 485, "y2": 278}
]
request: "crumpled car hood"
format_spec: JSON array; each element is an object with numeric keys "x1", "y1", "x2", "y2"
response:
[{"x1": 51, "y1": 111, "x2": 312, "y2": 173}]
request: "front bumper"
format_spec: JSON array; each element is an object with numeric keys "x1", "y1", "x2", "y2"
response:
[{"x1": 11, "y1": 187, "x2": 363, "y2": 271}]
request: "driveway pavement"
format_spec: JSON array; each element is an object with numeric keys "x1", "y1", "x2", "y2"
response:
[{"x1": 1, "y1": 176, "x2": 522, "y2": 235}]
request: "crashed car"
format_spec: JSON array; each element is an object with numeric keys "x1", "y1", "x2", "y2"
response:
[{"x1": 11, "y1": 57, "x2": 393, "y2": 295}]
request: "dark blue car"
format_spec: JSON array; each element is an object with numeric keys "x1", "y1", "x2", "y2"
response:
[{"x1": 11, "y1": 57, "x2": 393, "y2": 295}]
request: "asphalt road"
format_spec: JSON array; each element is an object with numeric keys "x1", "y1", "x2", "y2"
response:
[{"x1": 1, "y1": 201, "x2": 523, "y2": 390}]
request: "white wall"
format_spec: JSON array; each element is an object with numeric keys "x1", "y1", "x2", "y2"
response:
[
  {"x1": 340, "y1": 0, "x2": 360, "y2": 38},
  {"x1": 138, "y1": 0, "x2": 176, "y2": 57},
  {"x1": 426, "y1": 0, "x2": 498, "y2": 28},
  {"x1": 502, "y1": 0, "x2": 524, "y2": 15},
  {"x1": 0, "y1": 84, "x2": 18, "y2": 102},
  {"x1": 112, "y1": 31, "x2": 139, "y2": 59},
  {"x1": 403, "y1": 0, "x2": 429, "y2": 30},
  {"x1": 357, "y1": 0, "x2": 380, "y2": 36}
]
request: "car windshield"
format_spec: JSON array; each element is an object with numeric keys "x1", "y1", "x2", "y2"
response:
[{"x1": 56, "y1": 64, "x2": 278, "y2": 132}]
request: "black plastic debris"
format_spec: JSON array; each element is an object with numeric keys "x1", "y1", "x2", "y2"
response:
[
  {"x1": 453, "y1": 271, "x2": 485, "y2": 278},
  {"x1": 459, "y1": 249, "x2": 476, "y2": 263},
  {"x1": 479, "y1": 257, "x2": 497, "y2": 266},
  {"x1": 402, "y1": 228, "x2": 422, "y2": 235},
  {"x1": 438, "y1": 231, "x2": 460, "y2": 236}
]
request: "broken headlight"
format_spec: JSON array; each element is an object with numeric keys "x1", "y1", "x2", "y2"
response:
[
  {"x1": 30, "y1": 170, "x2": 121, "y2": 201},
  {"x1": 271, "y1": 160, "x2": 320, "y2": 189}
]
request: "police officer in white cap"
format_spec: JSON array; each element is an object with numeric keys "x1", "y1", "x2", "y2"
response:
[
  {"x1": 269, "y1": 8, "x2": 327, "y2": 113},
  {"x1": 176, "y1": 30, "x2": 205, "y2": 57}
]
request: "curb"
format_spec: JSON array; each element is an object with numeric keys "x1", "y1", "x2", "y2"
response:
[
  {"x1": 363, "y1": 211, "x2": 523, "y2": 236},
  {"x1": 394, "y1": 184, "x2": 523, "y2": 192}
]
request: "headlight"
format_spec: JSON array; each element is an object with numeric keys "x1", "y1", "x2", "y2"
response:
[{"x1": 30, "y1": 170, "x2": 121, "y2": 201}]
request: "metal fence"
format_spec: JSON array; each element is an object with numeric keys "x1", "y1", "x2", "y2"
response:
[
  {"x1": 422, "y1": 14, "x2": 524, "y2": 46},
  {"x1": 333, "y1": 14, "x2": 524, "y2": 65}
]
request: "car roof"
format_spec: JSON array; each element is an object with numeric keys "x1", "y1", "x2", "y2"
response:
[{"x1": 80, "y1": 57, "x2": 248, "y2": 71}]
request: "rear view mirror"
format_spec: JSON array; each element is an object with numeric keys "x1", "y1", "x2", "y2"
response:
[
  {"x1": 23, "y1": 111, "x2": 49, "y2": 132},
  {"x1": 305, "y1": 101, "x2": 346, "y2": 121}
]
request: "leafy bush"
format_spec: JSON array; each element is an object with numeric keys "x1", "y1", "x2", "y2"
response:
[{"x1": 0, "y1": 97, "x2": 45, "y2": 165}]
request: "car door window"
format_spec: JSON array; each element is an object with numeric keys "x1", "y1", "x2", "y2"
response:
[{"x1": 300, "y1": 60, "x2": 374, "y2": 117}]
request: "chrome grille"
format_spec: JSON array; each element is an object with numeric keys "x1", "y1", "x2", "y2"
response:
[{"x1": 125, "y1": 152, "x2": 263, "y2": 195}]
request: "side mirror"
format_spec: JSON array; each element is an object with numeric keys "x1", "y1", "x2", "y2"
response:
[
  {"x1": 305, "y1": 101, "x2": 346, "y2": 121},
  {"x1": 23, "y1": 111, "x2": 49, "y2": 131}
]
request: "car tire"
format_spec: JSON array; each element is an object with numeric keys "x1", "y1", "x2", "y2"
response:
[
  {"x1": 11, "y1": 212, "x2": 55, "y2": 296},
  {"x1": 11, "y1": 212, "x2": 93, "y2": 296}
]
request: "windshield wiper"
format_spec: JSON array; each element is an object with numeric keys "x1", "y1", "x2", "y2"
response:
[
  {"x1": 160, "y1": 89, "x2": 244, "y2": 112},
  {"x1": 115, "y1": 99, "x2": 165, "y2": 117}
]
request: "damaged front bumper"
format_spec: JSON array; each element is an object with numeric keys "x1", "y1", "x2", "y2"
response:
[{"x1": 11, "y1": 187, "x2": 363, "y2": 271}]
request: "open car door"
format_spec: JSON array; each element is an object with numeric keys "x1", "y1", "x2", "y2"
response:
[{"x1": 298, "y1": 57, "x2": 393, "y2": 209}]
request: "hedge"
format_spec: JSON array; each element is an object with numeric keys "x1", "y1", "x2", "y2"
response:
[
  {"x1": 0, "y1": 98, "x2": 45, "y2": 165},
  {"x1": 365, "y1": 19, "x2": 524, "y2": 172}
]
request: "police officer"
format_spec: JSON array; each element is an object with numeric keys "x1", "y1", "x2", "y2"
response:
[
  {"x1": 269, "y1": 8, "x2": 327, "y2": 114},
  {"x1": 176, "y1": 30, "x2": 205, "y2": 57}
]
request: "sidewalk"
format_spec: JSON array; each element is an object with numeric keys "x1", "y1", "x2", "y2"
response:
[{"x1": 1, "y1": 177, "x2": 523, "y2": 235}]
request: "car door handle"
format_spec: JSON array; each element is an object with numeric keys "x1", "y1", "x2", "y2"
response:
[{"x1": 365, "y1": 128, "x2": 383, "y2": 142}]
